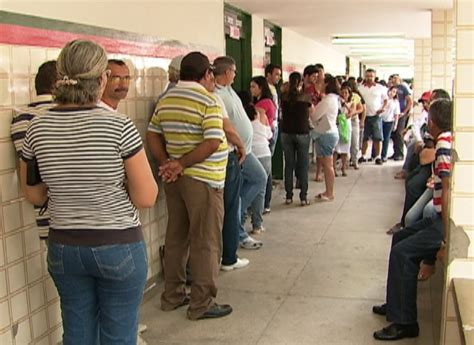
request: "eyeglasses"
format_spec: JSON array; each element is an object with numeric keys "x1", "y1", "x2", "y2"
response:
[{"x1": 109, "y1": 75, "x2": 131, "y2": 83}]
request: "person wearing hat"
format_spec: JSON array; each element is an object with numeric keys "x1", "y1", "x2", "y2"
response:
[{"x1": 147, "y1": 51, "x2": 232, "y2": 320}]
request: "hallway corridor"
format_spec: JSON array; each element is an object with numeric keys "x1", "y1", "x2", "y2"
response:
[{"x1": 140, "y1": 162, "x2": 438, "y2": 345}]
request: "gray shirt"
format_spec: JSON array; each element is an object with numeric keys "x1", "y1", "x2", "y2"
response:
[{"x1": 215, "y1": 84, "x2": 253, "y2": 154}]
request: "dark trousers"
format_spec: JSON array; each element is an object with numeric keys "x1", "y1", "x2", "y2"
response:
[
  {"x1": 222, "y1": 152, "x2": 242, "y2": 265},
  {"x1": 386, "y1": 215, "x2": 443, "y2": 325},
  {"x1": 381, "y1": 121, "x2": 394, "y2": 159},
  {"x1": 281, "y1": 133, "x2": 310, "y2": 201},
  {"x1": 392, "y1": 115, "x2": 407, "y2": 158},
  {"x1": 400, "y1": 164, "x2": 432, "y2": 226}
]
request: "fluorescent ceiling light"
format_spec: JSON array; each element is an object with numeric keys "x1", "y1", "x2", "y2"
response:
[{"x1": 350, "y1": 48, "x2": 413, "y2": 54}]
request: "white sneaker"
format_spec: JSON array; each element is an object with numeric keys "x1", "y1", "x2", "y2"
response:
[
  {"x1": 240, "y1": 236, "x2": 263, "y2": 250},
  {"x1": 221, "y1": 258, "x2": 250, "y2": 271},
  {"x1": 138, "y1": 323, "x2": 147, "y2": 334},
  {"x1": 251, "y1": 226, "x2": 265, "y2": 235},
  {"x1": 263, "y1": 208, "x2": 271, "y2": 215}
]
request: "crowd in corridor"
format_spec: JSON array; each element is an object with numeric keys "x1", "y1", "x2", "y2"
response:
[{"x1": 11, "y1": 39, "x2": 453, "y2": 344}]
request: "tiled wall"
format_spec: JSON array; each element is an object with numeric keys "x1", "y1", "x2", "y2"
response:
[
  {"x1": 431, "y1": 10, "x2": 455, "y2": 92},
  {"x1": 413, "y1": 38, "x2": 432, "y2": 101},
  {"x1": 0, "y1": 43, "x2": 170, "y2": 344}
]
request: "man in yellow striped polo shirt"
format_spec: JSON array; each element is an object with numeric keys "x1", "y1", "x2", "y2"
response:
[{"x1": 146, "y1": 52, "x2": 232, "y2": 320}]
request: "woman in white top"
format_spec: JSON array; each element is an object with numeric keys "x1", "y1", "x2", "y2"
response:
[
  {"x1": 381, "y1": 86, "x2": 401, "y2": 161},
  {"x1": 243, "y1": 103, "x2": 272, "y2": 234},
  {"x1": 310, "y1": 75, "x2": 340, "y2": 201}
]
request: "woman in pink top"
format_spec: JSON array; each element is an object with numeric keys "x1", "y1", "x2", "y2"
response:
[{"x1": 250, "y1": 76, "x2": 276, "y2": 131}]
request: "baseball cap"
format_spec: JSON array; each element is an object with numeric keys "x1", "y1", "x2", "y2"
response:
[
  {"x1": 418, "y1": 91, "x2": 432, "y2": 103},
  {"x1": 169, "y1": 55, "x2": 183, "y2": 72},
  {"x1": 180, "y1": 51, "x2": 214, "y2": 81}
]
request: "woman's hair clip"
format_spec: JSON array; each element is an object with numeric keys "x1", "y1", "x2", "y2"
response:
[{"x1": 56, "y1": 75, "x2": 78, "y2": 86}]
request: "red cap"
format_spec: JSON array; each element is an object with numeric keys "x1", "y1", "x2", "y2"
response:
[{"x1": 418, "y1": 91, "x2": 432, "y2": 103}]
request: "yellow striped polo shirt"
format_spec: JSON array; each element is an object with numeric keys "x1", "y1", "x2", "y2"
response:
[{"x1": 148, "y1": 81, "x2": 228, "y2": 188}]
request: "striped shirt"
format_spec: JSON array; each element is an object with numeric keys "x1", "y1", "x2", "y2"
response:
[
  {"x1": 433, "y1": 131, "x2": 451, "y2": 214},
  {"x1": 21, "y1": 107, "x2": 143, "y2": 242},
  {"x1": 11, "y1": 97, "x2": 54, "y2": 239},
  {"x1": 148, "y1": 81, "x2": 228, "y2": 189}
]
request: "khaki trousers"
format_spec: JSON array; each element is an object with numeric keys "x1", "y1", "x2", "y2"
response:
[{"x1": 160, "y1": 176, "x2": 224, "y2": 319}]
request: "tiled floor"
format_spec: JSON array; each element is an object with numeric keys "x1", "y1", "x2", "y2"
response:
[{"x1": 140, "y1": 161, "x2": 437, "y2": 345}]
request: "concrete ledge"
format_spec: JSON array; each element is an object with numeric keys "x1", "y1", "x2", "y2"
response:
[{"x1": 452, "y1": 278, "x2": 474, "y2": 345}]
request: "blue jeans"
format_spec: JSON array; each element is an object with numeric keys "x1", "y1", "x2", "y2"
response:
[
  {"x1": 281, "y1": 133, "x2": 310, "y2": 201},
  {"x1": 48, "y1": 241, "x2": 147, "y2": 345},
  {"x1": 405, "y1": 188, "x2": 433, "y2": 227},
  {"x1": 386, "y1": 214, "x2": 443, "y2": 324},
  {"x1": 239, "y1": 152, "x2": 267, "y2": 241},
  {"x1": 250, "y1": 156, "x2": 271, "y2": 229},
  {"x1": 402, "y1": 141, "x2": 416, "y2": 172},
  {"x1": 381, "y1": 121, "x2": 394, "y2": 159},
  {"x1": 222, "y1": 152, "x2": 242, "y2": 265},
  {"x1": 264, "y1": 126, "x2": 279, "y2": 209}
]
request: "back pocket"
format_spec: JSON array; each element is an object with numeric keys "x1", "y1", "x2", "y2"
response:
[
  {"x1": 47, "y1": 243, "x2": 64, "y2": 274},
  {"x1": 92, "y1": 244, "x2": 136, "y2": 281}
]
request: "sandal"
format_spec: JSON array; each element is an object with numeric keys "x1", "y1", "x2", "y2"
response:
[
  {"x1": 315, "y1": 193, "x2": 334, "y2": 202},
  {"x1": 285, "y1": 198, "x2": 293, "y2": 205},
  {"x1": 386, "y1": 223, "x2": 402, "y2": 235},
  {"x1": 418, "y1": 263, "x2": 436, "y2": 281}
]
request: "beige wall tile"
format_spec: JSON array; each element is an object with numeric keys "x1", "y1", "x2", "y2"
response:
[
  {"x1": 45, "y1": 277, "x2": 58, "y2": 302},
  {"x1": 50, "y1": 326, "x2": 63, "y2": 344},
  {"x1": 127, "y1": 101, "x2": 137, "y2": 119},
  {"x1": 5, "y1": 232, "x2": 23, "y2": 263},
  {"x1": 3, "y1": 203, "x2": 22, "y2": 233},
  {"x1": 432, "y1": 10, "x2": 446, "y2": 22},
  {"x1": 0, "y1": 300, "x2": 9, "y2": 329},
  {"x1": 7, "y1": 261, "x2": 26, "y2": 293},
  {"x1": 432, "y1": 23, "x2": 446, "y2": 35},
  {"x1": 136, "y1": 100, "x2": 146, "y2": 120},
  {"x1": 0, "y1": 109, "x2": 13, "y2": 140},
  {"x1": 11, "y1": 47, "x2": 30, "y2": 75},
  {"x1": 0, "y1": 78, "x2": 12, "y2": 106},
  {"x1": 455, "y1": 97, "x2": 474, "y2": 127},
  {"x1": 0, "y1": 329, "x2": 13, "y2": 345},
  {"x1": 28, "y1": 281, "x2": 45, "y2": 312},
  {"x1": 454, "y1": 132, "x2": 474, "y2": 160},
  {"x1": 24, "y1": 227, "x2": 41, "y2": 256},
  {"x1": 30, "y1": 48, "x2": 47, "y2": 76},
  {"x1": 15, "y1": 318, "x2": 32, "y2": 344},
  {"x1": 26, "y1": 254, "x2": 43, "y2": 284},
  {"x1": 457, "y1": 0, "x2": 474, "y2": 25},
  {"x1": 453, "y1": 164, "x2": 474, "y2": 194},
  {"x1": 0, "y1": 171, "x2": 19, "y2": 202},
  {"x1": 0, "y1": 45, "x2": 11, "y2": 75},
  {"x1": 47, "y1": 301, "x2": 61, "y2": 328},
  {"x1": 35, "y1": 335, "x2": 50, "y2": 345},
  {"x1": 0, "y1": 240, "x2": 4, "y2": 267},
  {"x1": 0, "y1": 270, "x2": 7, "y2": 298},
  {"x1": 432, "y1": 63, "x2": 446, "y2": 76},
  {"x1": 456, "y1": 31, "x2": 474, "y2": 60},
  {"x1": 444, "y1": 320, "x2": 462, "y2": 344},
  {"x1": 31, "y1": 309, "x2": 47, "y2": 339},
  {"x1": 451, "y1": 196, "x2": 474, "y2": 225},
  {"x1": 12, "y1": 78, "x2": 30, "y2": 105},
  {"x1": 11, "y1": 290, "x2": 28, "y2": 322},
  {"x1": 46, "y1": 49, "x2": 60, "y2": 61},
  {"x1": 432, "y1": 37, "x2": 446, "y2": 49},
  {"x1": 0, "y1": 141, "x2": 16, "y2": 170},
  {"x1": 455, "y1": 64, "x2": 474, "y2": 93}
]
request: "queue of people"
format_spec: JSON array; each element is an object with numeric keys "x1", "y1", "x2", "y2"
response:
[{"x1": 11, "y1": 38, "x2": 452, "y2": 344}]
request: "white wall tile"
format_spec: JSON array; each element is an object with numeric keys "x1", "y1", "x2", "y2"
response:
[
  {"x1": 5, "y1": 232, "x2": 23, "y2": 263},
  {"x1": 3, "y1": 203, "x2": 22, "y2": 233},
  {"x1": 0, "y1": 109, "x2": 13, "y2": 140},
  {"x1": 28, "y1": 281, "x2": 45, "y2": 312},
  {"x1": 26, "y1": 254, "x2": 42, "y2": 284},
  {"x1": 24, "y1": 227, "x2": 40, "y2": 256},
  {"x1": 12, "y1": 78, "x2": 30, "y2": 105},
  {"x1": 31, "y1": 309, "x2": 47, "y2": 339},
  {"x1": 0, "y1": 299, "x2": 10, "y2": 329},
  {"x1": 454, "y1": 132, "x2": 474, "y2": 161},
  {"x1": 11, "y1": 290, "x2": 28, "y2": 322},
  {"x1": 21, "y1": 201, "x2": 35, "y2": 227},
  {"x1": 0, "y1": 45, "x2": 11, "y2": 75},
  {"x1": 0, "y1": 78, "x2": 12, "y2": 106},
  {"x1": 456, "y1": 31, "x2": 474, "y2": 60},
  {"x1": 11, "y1": 47, "x2": 30, "y2": 75},
  {"x1": 453, "y1": 164, "x2": 474, "y2": 194},
  {"x1": 30, "y1": 48, "x2": 47, "y2": 76},
  {"x1": 46, "y1": 49, "x2": 60, "y2": 61},
  {"x1": 451, "y1": 196, "x2": 474, "y2": 226},
  {"x1": 457, "y1": 0, "x2": 474, "y2": 25},
  {"x1": 0, "y1": 329, "x2": 13, "y2": 345},
  {"x1": 456, "y1": 64, "x2": 474, "y2": 93},
  {"x1": 15, "y1": 318, "x2": 32, "y2": 345},
  {"x1": 0, "y1": 270, "x2": 7, "y2": 298},
  {"x1": 0, "y1": 171, "x2": 19, "y2": 202},
  {"x1": 7, "y1": 261, "x2": 26, "y2": 293},
  {"x1": 0, "y1": 141, "x2": 16, "y2": 170},
  {"x1": 45, "y1": 277, "x2": 58, "y2": 302}
]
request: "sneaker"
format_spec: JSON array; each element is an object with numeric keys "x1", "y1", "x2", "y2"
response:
[
  {"x1": 251, "y1": 226, "x2": 265, "y2": 235},
  {"x1": 368, "y1": 157, "x2": 374, "y2": 162},
  {"x1": 263, "y1": 208, "x2": 271, "y2": 215},
  {"x1": 138, "y1": 323, "x2": 147, "y2": 334},
  {"x1": 240, "y1": 236, "x2": 263, "y2": 250},
  {"x1": 375, "y1": 158, "x2": 383, "y2": 165},
  {"x1": 221, "y1": 257, "x2": 250, "y2": 271},
  {"x1": 358, "y1": 157, "x2": 367, "y2": 163},
  {"x1": 194, "y1": 303, "x2": 233, "y2": 320},
  {"x1": 382, "y1": 157, "x2": 388, "y2": 162}
]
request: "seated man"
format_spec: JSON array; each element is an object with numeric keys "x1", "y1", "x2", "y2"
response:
[{"x1": 372, "y1": 99, "x2": 452, "y2": 341}]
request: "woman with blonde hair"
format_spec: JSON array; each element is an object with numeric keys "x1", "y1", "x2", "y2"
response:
[{"x1": 20, "y1": 40, "x2": 158, "y2": 345}]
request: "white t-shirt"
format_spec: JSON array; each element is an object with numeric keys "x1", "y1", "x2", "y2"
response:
[
  {"x1": 215, "y1": 93, "x2": 235, "y2": 151},
  {"x1": 251, "y1": 120, "x2": 272, "y2": 158},
  {"x1": 359, "y1": 83, "x2": 388, "y2": 116},
  {"x1": 310, "y1": 93, "x2": 339, "y2": 134},
  {"x1": 380, "y1": 99, "x2": 400, "y2": 122}
]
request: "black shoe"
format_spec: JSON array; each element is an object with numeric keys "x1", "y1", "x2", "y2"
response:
[
  {"x1": 196, "y1": 303, "x2": 233, "y2": 320},
  {"x1": 393, "y1": 156, "x2": 404, "y2": 161},
  {"x1": 358, "y1": 157, "x2": 367, "y2": 163},
  {"x1": 382, "y1": 157, "x2": 387, "y2": 163},
  {"x1": 372, "y1": 303, "x2": 387, "y2": 316},
  {"x1": 373, "y1": 323, "x2": 419, "y2": 340},
  {"x1": 375, "y1": 158, "x2": 383, "y2": 165},
  {"x1": 388, "y1": 154, "x2": 396, "y2": 160}
]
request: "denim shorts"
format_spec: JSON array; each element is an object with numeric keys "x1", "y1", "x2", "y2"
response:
[
  {"x1": 363, "y1": 116, "x2": 383, "y2": 141},
  {"x1": 314, "y1": 131, "x2": 339, "y2": 157}
]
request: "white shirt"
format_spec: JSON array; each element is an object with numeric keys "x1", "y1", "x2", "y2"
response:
[
  {"x1": 358, "y1": 83, "x2": 387, "y2": 116},
  {"x1": 251, "y1": 120, "x2": 272, "y2": 158},
  {"x1": 98, "y1": 100, "x2": 116, "y2": 112},
  {"x1": 215, "y1": 93, "x2": 235, "y2": 151},
  {"x1": 380, "y1": 99, "x2": 400, "y2": 122},
  {"x1": 310, "y1": 93, "x2": 339, "y2": 134}
]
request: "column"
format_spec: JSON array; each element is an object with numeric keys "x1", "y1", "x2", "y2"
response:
[
  {"x1": 440, "y1": 1, "x2": 474, "y2": 344},
  {"x1": 431, "y1": 10, "x2": 455, "y2": 92}
]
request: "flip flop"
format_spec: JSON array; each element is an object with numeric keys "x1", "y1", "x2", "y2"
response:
[{"x1": 316, "y1": 193, "x2": 334, "y2": 201}]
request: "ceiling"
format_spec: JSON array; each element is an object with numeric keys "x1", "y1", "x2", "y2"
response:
[{"x1": 227, "y1": 0, "x2": 453, "y2": 66}]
